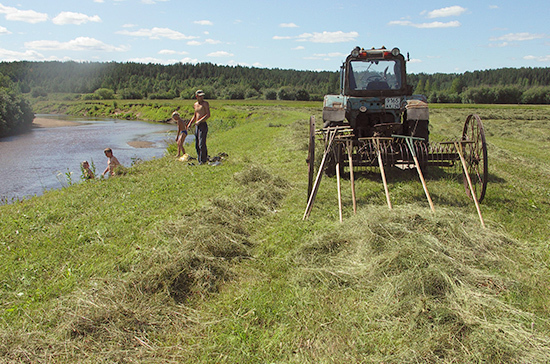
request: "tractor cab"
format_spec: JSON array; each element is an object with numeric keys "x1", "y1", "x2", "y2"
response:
[{"x1": 323, "y1": 46, "x2": 428, "y2": 141}]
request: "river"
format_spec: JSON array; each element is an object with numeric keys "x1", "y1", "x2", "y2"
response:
[{"x1": 0, "y1": 115, "x2": 188, "y2": 203}]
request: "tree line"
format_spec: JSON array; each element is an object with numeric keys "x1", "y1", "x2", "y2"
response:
[
  {"x1": 0, "y1": 60, "x2": 549, "y2": 105},
  {"x1": 0, "y1": 72, "x2": 34, "y2": 137}
]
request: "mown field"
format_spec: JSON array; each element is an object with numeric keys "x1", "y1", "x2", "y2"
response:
[{"x1": 1, "y1": 101, "x2": 549, "y2": 363}]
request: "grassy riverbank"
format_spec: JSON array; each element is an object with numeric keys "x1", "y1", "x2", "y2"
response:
[{"x1": 1, "y1": 101, "x2": 550, "y2": 362}]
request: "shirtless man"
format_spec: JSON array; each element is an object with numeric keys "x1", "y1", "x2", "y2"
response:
[
  {"x1": 172, "y1": 111, "x2": 188, "y2": 157},
  {"x1": 187, "y1": 90, "x2": 211, "y2": 165}
]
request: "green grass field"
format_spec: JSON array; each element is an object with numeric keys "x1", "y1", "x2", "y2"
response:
[{"x1": 1, "y1": 101, "x2": 549, "y2": 362}]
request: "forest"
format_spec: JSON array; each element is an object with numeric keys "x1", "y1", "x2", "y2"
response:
[{"x1": 0, "y1": 60, "x2": 549, "y2": 104}]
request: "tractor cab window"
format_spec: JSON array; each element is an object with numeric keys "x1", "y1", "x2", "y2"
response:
[{"x1": 349, "y1": 59, "x2": 402, "y2": 91}]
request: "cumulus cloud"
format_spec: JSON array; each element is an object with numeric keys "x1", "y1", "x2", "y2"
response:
[
  {"x1": 25, "y1": 37, "x2": 128, "y2": 52},
  {"x1": 0, "y1": 3, "x2": 48, "y2": 23},
  {"x1": 194, "y1": 20, "x2": 213, "y2": 26},
  {"x1": 388, "y1": 20, "x2": 461, "y2": 28},
  {"x1": 280, "y1": 23, "x2": 298, "y2": 28},
  {"x1": 158, "y1": 49, "x2": 189, "y2": 55},
  {"x1": 207, "y1": 51, "x2": 234, "y2": 57},
  {"x1": 117, "y1": 27, "x2": 197, "y2": 40},
  {"x1": 426, "y1": 6, "x2": 467, "y2": 18},
  {"x1": 0, "y1": 25, "x2": 11, "y2": 35},
  {"x1": 524, "y1": 55, "x2": 550, "y2": 62},
  {"x1": 127, "y1": 55, "x2": 196, "y2": 64},
  {"x1": 274, "y1": 30, "x2": 358, "y2": 43},
  {"x1": 186, "y1": 38, "x2": 221, "y2": 46},
  {"x1": 490, "y1": 32, "x2": 546, "y2": 42},
  {"x1": 52, "y1": 12, "x2": 101, "y2": 25},
  {"x1": 0, "y1": 47, "x2": 46, "y2": 61}
]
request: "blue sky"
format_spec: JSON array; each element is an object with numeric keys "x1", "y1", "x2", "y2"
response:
[{"x1": 0, "y1": 0, "x2": 548, "y2": 74}]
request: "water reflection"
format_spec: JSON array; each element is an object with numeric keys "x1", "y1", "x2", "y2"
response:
[{"x1": 0, "y1": 115, "x2": 186, "y2": 202}]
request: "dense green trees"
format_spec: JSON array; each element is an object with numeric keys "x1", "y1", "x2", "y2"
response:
[
  {"x1": 0, "y1": 72, "x2": 34, "y2": 137},
  {"x1": 0, "y1": 61, "x2": 334, "y2": 102},
  {"x1": 0, "y1": 60, "x2": 548, "y2": 104}
]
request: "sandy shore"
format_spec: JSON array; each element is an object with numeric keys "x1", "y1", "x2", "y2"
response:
[
  {"x1": 127, "y1": 141, "x2": 154, "y2": 148},
  {"x1": 32, "y1": 117, "x2": 81, "y2": 128}
]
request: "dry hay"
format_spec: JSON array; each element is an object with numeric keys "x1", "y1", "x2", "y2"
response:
[{"x1": 292, "y1": 206, "x2": 550, "y2": 362}]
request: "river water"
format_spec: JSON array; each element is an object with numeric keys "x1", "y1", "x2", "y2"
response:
[{"x1": 0, "y1": 115, "x2": 186, "y2": 202}]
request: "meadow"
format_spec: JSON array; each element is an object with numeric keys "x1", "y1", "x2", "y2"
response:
[{"x1": 1, "y1": 101, "x2": 549, "y2": 363}]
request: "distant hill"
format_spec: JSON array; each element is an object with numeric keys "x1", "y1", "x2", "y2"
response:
[{"x1": 0, "y1": 61, "x2": 549, "y2": 104}]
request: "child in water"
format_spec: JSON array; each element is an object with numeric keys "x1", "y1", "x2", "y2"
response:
[
  {"x1": 102, "y1": 148, "x2": 121, "y2": 177},
  {"x1": 81, "y1": 160, "x2": 95, "y2": 179}
]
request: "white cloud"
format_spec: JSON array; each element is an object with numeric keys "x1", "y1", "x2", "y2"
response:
[
  {"x1": 312, "y1": 52, "x2": 346, "y2": 57},
  {"x1": 52, "y1": 12, "x2": 101, "y2": 25},
  {"x1": 94, "y1": 0, "x2": 105, "y2": 3},
  {"x1": 117, "y1": 27, "x2": 197, "y2": 40},
  {"x1": 194, "y1": 20, "x2": 213, "y2": 26},
  {"x1": 207, "y1": 51, "x2": 234, "y2": 57},
  {"x1": 292, "y1": 46, "x2": 305, "y2": 50},
  {"x1": 273, "y1": 35, "x2": 293, "y2": 40},
  {"x1": 489, "y1": 5, "x2": 499, "y2": 9},
  {"x1": 388, "y1": 20, "x2": 461, "y2": 28},
  {"x1": 426, "y1": 6, "x2": 467, "y2": 18},
  {"x1": 274, "y1": 31, "x2": 358, "y2": 43},
  {"x1": 0, "y1": 25, "x2": 11, "y2": 35},
  {"x1": 488, "y1": 42, "x2": 509, "y2": 48},
  {"x1": 25, "y1": 37, "x2": 128, "y2": 52},
  {"x1": 0, "y1": 4, "x2": 48, "y2": 23},
  {"x1": 0, "y1": 47, "x2": 46, "y2": 61},
  {"x1": 186, "y1": 39, "x2": 221, "y2": 46},
  {"x1": 280, "y1": 23, "x2": 298, "y2": 28},
  {"x1": 299, "y1": 31, "x2": 359, "y2": 43},
  {"x1": 490, "y1": 32, "x2": 546, "y2": 42},
  {"x1": 524, "y1": 55, "x2": 550, "y2": 62},
  {"x1": 158, "y1": 49, "x2": 189, "y2": 55},
  {"x1": 127, "y1": 55, "x2": 193, "y2": 64}
]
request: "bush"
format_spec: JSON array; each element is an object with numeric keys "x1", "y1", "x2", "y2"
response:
[
  {"x1": 295, "y1": 89, "x2": 310, "y2": 101},
  {"x1": 119, "y1": 88, "x2": 143, "y2": 100},
  {"x1": 93, "y1": 88, "x2": 115, "y2": 100},
  {"x1": 0, "y1": 86, "x2": 34, "y2": 137},
  {"x1": 494, "y1": 86, "x2": 523, "y2": 104},
  {"x1": 264, "y1": 89, "x2": 277, "y2": 100},
  {"x1": 226, "y1": 86, "x2": 245, "y2": 100},
  {"x1": 277, "y1": 87, "x2": 295, "y2": 101},
  {"x1": 521, "y1": 86, "x2": 550, "y2": 104},
  {"x1": 31, "y1": 87, "x2": 48, "y2": 98},
  {"x1": 461, "y1": 86, "x2": 497, "y2": 104}
]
